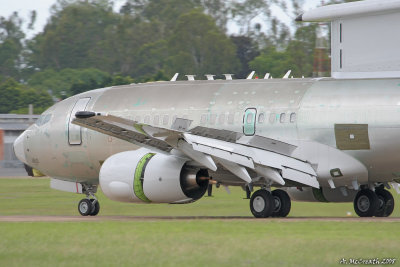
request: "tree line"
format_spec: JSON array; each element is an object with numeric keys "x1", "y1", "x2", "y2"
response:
[{"x1": 0, "y1": 0, "x2": 355, "y2": 114}]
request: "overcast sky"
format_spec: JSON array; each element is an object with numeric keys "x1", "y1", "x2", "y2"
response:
[{"x1": 0, "y1": 0, "x2": 324, "y2": 37}]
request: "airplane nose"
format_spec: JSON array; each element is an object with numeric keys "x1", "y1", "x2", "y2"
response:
[{"x1": 13, "y1": 131, "x2": 28, "y2": 165}]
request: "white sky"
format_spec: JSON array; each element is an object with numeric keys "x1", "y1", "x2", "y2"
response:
[{"x1": 0, "y1": 0, "x2": 323, "y2": 38}]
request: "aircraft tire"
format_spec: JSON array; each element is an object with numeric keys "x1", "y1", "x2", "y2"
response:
[
  {"x1": 353, "y1": 189, "x2": 379, "y2": 217},
  {"x1": 374, "y1": 189, "x2": 394, "y2": 217},
  {"x1": 78, "y1": 199, "x2": 93, "y2": 216},
  {"x1": 271, "y1": 189, "x2": 291, "y2": 217},
  {"x1": 250, "y1": 189, "x2": 274, "y2": 218},
  {"x1": 90, "y1": 199, "x2": 100, "y2": 216}
]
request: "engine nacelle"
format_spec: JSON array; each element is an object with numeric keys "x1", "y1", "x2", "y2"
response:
[
  {"x1": 286, "y1": 187, "x2": 357, "y2": 202},
  {"x1": 99, "y1": 148, "x2": 209, "y2": 204}
]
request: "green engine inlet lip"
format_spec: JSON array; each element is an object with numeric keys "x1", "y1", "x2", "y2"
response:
[{"x1": 133, "y1": 153, "x2": 155, "y2": 202}]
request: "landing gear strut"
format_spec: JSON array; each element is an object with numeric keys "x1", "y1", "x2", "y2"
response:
[
  {"x1": 250, "y1": 189, "x2": 292, "y2": 218},
  {"x1": 78, "y1": 185, "x2": 100, "y2": 216}
]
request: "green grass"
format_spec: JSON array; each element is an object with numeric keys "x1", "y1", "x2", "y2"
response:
[
  {"x1": 1, "y1": 178, "x2": 400, "y2": 217},
  {"x1": 0, "y1": 178, "x2": 400, "y2": 266}
]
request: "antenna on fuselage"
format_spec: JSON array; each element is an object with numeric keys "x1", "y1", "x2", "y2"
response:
[
  {"x1": 264, "y1": 73, "x2": 270, "y2": 79},
  {"x1": 205, "y1": 74, "x2": 215, "y2": 80},
  {"x1": 283, "y1": 70, "x2": 292, "y2": 79},
  {"x1": 185, "y1": 75, "x2": 196, "y2": 81},
  {"x1": 223, "y1": 74, "x2": 234, "y2": 80},
  {"x1": 246, "y1": 71, "x2": 255, "y2": 79},
  {"x1": 170, "y1": 73, "x2": 179, "y2": 81}
]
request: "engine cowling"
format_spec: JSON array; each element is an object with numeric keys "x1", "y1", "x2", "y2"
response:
[
  {"x1": 99, "y1": 148, "x2": 209, "y2": 203},
  {"x1": 286, "y1": 187, "x2": 357, "y2": 202}
]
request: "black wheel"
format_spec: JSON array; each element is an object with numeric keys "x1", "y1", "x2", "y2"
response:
[
  {"x1": 90, "y1": 199, "x2": 100, "y2": 216},
  {"x1": 250, "y1": 189, "x2": 275, "y2": 218},
  {"x1": 271, "y1": 189, "x2": 291, "y2": 217},
  {"x1": 375, "y1": 189, "x2": 394, "y2": 217},
  {"x1": 78, "y1": 199, "x2": 93, "y2": 216},
  {"x1": 353, "y1": 189, "x2": 379, "y2": 217}
]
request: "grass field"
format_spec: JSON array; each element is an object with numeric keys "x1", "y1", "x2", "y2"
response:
[{"x1": 1, "y1": 178, "x2": 400, "y2": 266}]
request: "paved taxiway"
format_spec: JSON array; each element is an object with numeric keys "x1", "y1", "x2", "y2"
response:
[{"x1": 1, "y1": 216, "x2": 400, "y2": 222}]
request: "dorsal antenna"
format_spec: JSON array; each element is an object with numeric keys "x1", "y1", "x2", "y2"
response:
[
  {"x1": 223, "y1": 74, "x2": 234, "y2": 80},
  {"x1": 185, "y1": 75, "x2": 196, "y2": 81},
  {"x1": 283, "y1": 70, "x2": 292, "y2": 79},
  {"x1": 170, "y1": 73, "x2": 179, "y2": 81},
  {"x1": 246, "y1": 71, "x2": 255, "y2": 79},
  {"x1": 205, "y1": 74, "x2": 215, "y2": 80}
]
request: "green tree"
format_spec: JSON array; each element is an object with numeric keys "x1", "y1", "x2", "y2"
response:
[
  {"x1": 285, "y1": 24, "x2": 318, "y2": 77},
  {"x1": 28, "y1": 0, "x2": 117, "y2": 70},
  {"x1": 166, "y1": 10, "x2": 240, "y2": 77},
  {"x1": 0, "y1": 77, "x2": 53, "y2": 114},
  {"x1": 0, "y1": 78, "x2": 22, "y2": 113},
  {"x1": 231, "y1": 36, "x2": 260, "y2": 78},
  {"x1": 249, "y1": 47, "x2": 294, "y2": 78},
  {"x1": 28, "y1": 68, "x2": 111, "y2": 97},
  {"x1": 89, "y1": 16, "x2": 163, "y2": 75},
  {"x1": 0, "y1": 12, "x2": 25, "y2": 79}
]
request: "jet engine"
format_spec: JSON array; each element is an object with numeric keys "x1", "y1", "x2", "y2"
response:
[
  {"x1": 99, "y1": 148, "x2": 209, "y2": 204},
  {"x1": 286, "y1": 187, "x2": 357, "y2": 202}
]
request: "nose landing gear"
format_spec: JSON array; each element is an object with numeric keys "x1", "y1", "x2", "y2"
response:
[
  {"x1": 78, "y1": 186, "x2": 100, "y2": 216},
  {"x1": 78, "y1": 197, "x2": 100, "y2": 216}
]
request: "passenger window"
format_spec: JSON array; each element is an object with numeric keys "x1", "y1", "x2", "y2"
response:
[
  {"x1": 153, "y1": 115, "x2": 159, "y2": 125},
  {"x1": 210, "y1": 114, "x2": 217, "y2": 125},
  {"x1": 228, "y1": 113, "x2": 234, "y2": 124},
  {"x1": 269, "y1": 113, "x2": 276, "y2": 124},
  {"x1": 258, "y1": 113, "x2": 265, "y2": 123},
  {"x1": 144, "y1": 115, "x2": 150, "y2": 124},
  {"x1": 201, "y1": 114, "x2": 207, "y2": 125},
  {"x1": 280, "y1": 113, "x2": 286, "y2": 123},
  {"x1": 163, "y1": 115, "x2": 169, "y2": 125},
  {"x1": 290, "y1": 113, "x2": 296, "y2": 123},
  {"x1": 219, "y1": 114, "x2": 225, "y2": 125}
]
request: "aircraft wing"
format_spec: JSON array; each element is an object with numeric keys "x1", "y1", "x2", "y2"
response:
[{"x1": 72, "y1": 112, "x2": 319, "y2": 188}]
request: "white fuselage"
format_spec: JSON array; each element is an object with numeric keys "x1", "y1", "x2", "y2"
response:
[{"x1": 15, "y1": 78, "x2": 400, "y2": 187}]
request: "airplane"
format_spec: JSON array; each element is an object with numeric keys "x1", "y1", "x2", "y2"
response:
[{"x1": 13, "y1": 0, "x2": 400, "y2": 218}]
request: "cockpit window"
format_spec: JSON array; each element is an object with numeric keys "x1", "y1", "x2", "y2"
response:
[{"x1": 35, "y1": 114, "x2": 52, "y2": 126}]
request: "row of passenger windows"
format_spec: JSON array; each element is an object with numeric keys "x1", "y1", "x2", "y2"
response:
[
  {"x1": 137, "y1": 115, "x2": 175, "y2": 126},
  {"x1": 134, "y1": 112, "x2": 297, "y2": 126}
]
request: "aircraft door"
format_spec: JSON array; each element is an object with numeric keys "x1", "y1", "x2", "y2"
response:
[
  {"x1": 243, "y1": 108, "x2": 257, "y2": 136},
  {"x1": 68, "y1": 97, "x2": 91, "y2": 145}
]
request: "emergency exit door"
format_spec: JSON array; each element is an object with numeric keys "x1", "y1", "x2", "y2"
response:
[
  {"x1": 68, "y1": 97, "x2": 91, "y2": 145},
  {"x1": 243, "y1": 108, "x2": 257, "y2": 136}
]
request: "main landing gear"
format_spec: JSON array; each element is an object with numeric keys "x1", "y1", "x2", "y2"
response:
[
  {"x1": 354, "y1": 188, "x2": 394, "y2": 217},
  {"x1": 78, "y1": 186, "x2": 100, "y2": 216},
  {"x1": 250, "y1": 189, "x2": 291, "y2": 218}
]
